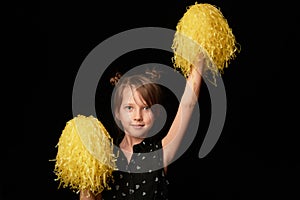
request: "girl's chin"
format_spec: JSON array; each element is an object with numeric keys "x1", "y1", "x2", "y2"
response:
[{"x1": 128, "y1": 130, "x2": 149, "y2": 139}]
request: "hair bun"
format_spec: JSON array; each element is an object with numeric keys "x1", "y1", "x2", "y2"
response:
[
  {"x1": 145, "y1": 69, "x2": 161, "y2": 81},
  {"x1": 110, "y1": 72, "x2": 122, "y2": 86}
]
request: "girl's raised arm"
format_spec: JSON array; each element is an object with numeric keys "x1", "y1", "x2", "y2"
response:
[{"x1": 162, "y1": 55, "x2": 204, "y2": 166}]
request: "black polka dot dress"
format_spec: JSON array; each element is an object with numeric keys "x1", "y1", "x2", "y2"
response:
[{"x1": 102, "y1": 136, "x2": 169, "y2": 200}]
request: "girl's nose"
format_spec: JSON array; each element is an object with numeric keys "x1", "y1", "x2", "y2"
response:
[{"x1": 133, "y1": 109, "x2": 142, "y2": 121}]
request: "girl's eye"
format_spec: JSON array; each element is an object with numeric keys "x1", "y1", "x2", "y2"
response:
[
  {"x1": 143, "y1": 106, "x2": 150, "y2": 110},
  {"x1": 125, "y1": 106, "x2": 133, "y2": 110}
]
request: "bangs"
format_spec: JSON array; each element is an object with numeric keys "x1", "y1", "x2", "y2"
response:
[{"x1": 136, "y1": 83, "x2": 161, "y2": 107}]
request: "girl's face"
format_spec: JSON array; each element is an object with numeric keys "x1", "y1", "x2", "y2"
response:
[{"x1": 115, "y1": 86, "x2": 155, "y2": 138}]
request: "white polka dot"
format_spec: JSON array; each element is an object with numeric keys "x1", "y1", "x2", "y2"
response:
[
  {"x1": 129, "y1": 189, "x2": 134, "y2": 194},
  {"x1": 135, "y1": 184, "x2": 140, "y2": 189},
  {"x1": 142, "y1": 192, "x2": 146, "y2": 196},
  {"x1": 155, "y1": 177, "x2": 158, "y2": 182},
  {"x1": 136, "y1": 165, "x2": 141, "y2": 170}
]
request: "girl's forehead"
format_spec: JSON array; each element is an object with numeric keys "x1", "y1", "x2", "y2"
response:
[
  {"x1": 122, "y1": 86, "x2": 135, "y2": 96},
  {"x1": 122, "y1": 86, "x2": 146, "y2": 105},
  {"x1": 122, "y1": 87, "x2": 134, "y2": 99}
]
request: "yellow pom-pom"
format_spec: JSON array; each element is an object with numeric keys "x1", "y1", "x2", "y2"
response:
[
  {"x1": 53, "y1": 115, "x2": 117, "y2": 195},
  {"x1": 172, "y1": 2, "x2": 240, "y2": 85}
]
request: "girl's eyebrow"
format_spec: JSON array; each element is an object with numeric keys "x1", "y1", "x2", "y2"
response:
[
  {"x1": 122, "y1": 102, "x2": 135, "y2": 106},
  {"x1": 124, "y1": 103, "x2": 133, "y2": 106},
  {"x1": 123, "y1": 102, "x2": 148, "y2": 107}
]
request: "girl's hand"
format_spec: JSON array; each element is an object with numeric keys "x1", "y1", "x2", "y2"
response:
[
  {"x1": 191, "y1": 53, "x2": 205, "y2": 77},
  {"x1": 80, "y1": 190, "x2": 102, "y2": 200}
]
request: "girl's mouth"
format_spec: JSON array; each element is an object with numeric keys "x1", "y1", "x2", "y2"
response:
[{"x1": 131, "y1": 124, "x2": 144, "y2": 129}]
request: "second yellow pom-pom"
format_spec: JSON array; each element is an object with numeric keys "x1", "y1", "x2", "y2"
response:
[{"x1": 53, "y1": 115, "x2": 117, "y2": 195}]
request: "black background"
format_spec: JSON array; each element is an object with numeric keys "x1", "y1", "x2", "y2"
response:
[{"x1": 4, "y1": 0, "x2": 299, "y2": 199}]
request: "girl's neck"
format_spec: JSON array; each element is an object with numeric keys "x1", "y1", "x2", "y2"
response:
[
  {"x1": 120, "y1": 135, "x2": 144, "y2": 164},
  {"x1": 120, "y1": 134, "x2": 144, "y2": 152}
]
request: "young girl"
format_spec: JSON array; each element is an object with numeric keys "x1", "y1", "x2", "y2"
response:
[{"x1": 80, "y1": 55, "x2": 204, "y2": 200}]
